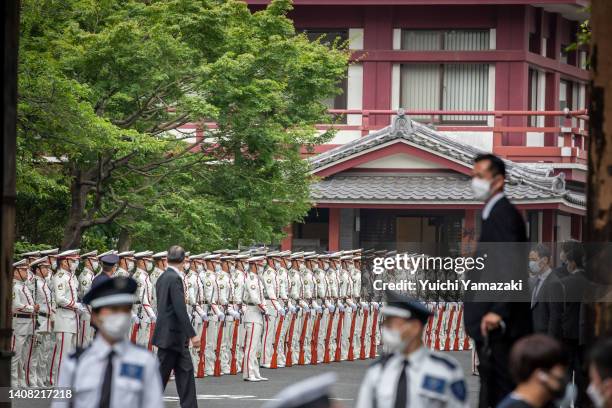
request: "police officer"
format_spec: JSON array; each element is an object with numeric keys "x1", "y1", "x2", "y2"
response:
[
  {"x1": 52, "y1": 277, "x2": 163, "y2": 408},
  {"x1": 77, "y1": 250, "x2": 97, "y2": 346},
  {"x1": 114, "y1": 251, "x2": 135, "y2": 277},
  {"x1": 242, "y1": 256, "x2": 269, "y2": 382},
  {"x1": 356, "y1": 290, "x2": 468, "y2": 408},
  {"x1": 92, "y1": 252, "x2": 119, "y2": 288},
  {"x1": 132, "y1": 251, "x2": 156, "y2": 349},
  {"x1": 12, "y1": 259, "x2": 38, "y2": 388}
]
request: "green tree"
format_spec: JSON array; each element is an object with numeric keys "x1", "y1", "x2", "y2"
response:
[{"x1": 17, "y1": 0, "x2": 348, "y2": 251}]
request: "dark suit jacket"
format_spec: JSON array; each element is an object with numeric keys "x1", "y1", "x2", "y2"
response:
[
  {"x1": 152, "y1": 267, "x2": 196, "y2": 351},
  {"x1": 559, "y1": 270, "x2": 589, "y2": 342},
  {"x1": 464, "y1": 195, "x2": 533, "y2": 342},
  {"x1": 530, "y1": 271, "x2": 563, "y2": 337}
]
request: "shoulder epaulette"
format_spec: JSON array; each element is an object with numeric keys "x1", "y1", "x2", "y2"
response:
[
  {"x1": 69, "y1": 346, "x2": 89, "y2": 361},
  {"x1": 369, "y1": 353, "x2": 394, "y2": 369},
  {"x1": 429, "y1": 353, "x2": 457, "y2": 369}
]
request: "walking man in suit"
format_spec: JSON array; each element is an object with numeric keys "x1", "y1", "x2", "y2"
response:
[
  {"x1": 528, "y1": 244, "x2": 563, "y2": 337},
  {"x1": 152, "y1": 245, "x2": 200, "y2": 408},
  {"x1": 464, "y1": 153, "x2": 532, "y2": 408}
]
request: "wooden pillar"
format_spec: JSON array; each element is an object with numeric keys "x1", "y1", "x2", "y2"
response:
[
  {"x1": 328, "y1": 208, "x2": 341, "y2": 252},
  {"x1": 541, "y1": 210, "x2": 555, "y2": 242},
  {"x1": 280, "y1": 224, "x2": 293, "y2": 251}
]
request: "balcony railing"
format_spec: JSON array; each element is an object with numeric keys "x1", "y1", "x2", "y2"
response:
[{"x1": 322, "y1": 108, "x2": 589, "y2": 164}]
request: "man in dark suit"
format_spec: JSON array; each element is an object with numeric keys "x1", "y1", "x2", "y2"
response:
[
  {"x1": 528, "y1": 244, "x2": 563, "y2": 337},
  {"x1": 463, "y1": 153, "x2": 532, "y2": 408},
  {"x1": 152, "y1": 245, "x2": 200, "y2": 408}
]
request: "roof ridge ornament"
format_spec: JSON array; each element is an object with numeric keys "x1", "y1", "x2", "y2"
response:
[{"x1": 391, "y1": 109, "x2": 413, "y2": 135}]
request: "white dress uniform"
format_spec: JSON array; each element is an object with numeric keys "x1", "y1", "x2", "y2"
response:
[
  {"x1": 286, "y1": 267, "x2": 303, "y2": 366},
  {"x1": 202, "y1": 268, "x2": 222, "y2": 376},
  {"x1": 12, "y1": 279, "x2": 36, "y2": 387},
  {"x1": 274, "y1": 262, "x2": 290, "y2": 368},
  {"x1": 324, "y1": 266, "x2": 340, "y2": 362},
  {"x1": 229, "y1": 265, "x2": 246, "y2": 374},
  {"x1": 355, "y1": 348, "x2": 469, "y2": 408},
  {"x1": 298, "y1": 265, "x2": 316, "y2": 365},
  {"x1": 51, "y1": 334, "x2": 163, "y2": 408},
  {"x1": 195, "y1": 264, "x2": 209, "y2": 377},
  {"x1": 339, "y1": 263, "x2": 357, "y2": 361},
  {"x1": 51, "y1": 268, "x2": 83, "y2": 385},
  {"x1": 32, "y1": 275, "x2": 55, "y2": 387},
  {"x1": 313, "y1": 264, "x2": 329, "y2": 364},
  {"x1": 77, "y1": 267, "x2": 95, "y2": 346},
  {"x1": 133, "y1": 269, "x2": 156, "y2": 350},
  {"x1": 113, "y1": 267, "x2": 129, "y2": 278},
  {"x1": 350, "y1": 265, "x2": 369, "y2": 360},
  {"x1": 241, "y1": 266, "x2": 267, "y2": 381},
  {"x1": 215, "y1": 270, "x2": 233, "y2": 374},
  {"x1": 149, "y1": 266, "x2": 164, "y2": 311},
  {"x1": 260, "y1": 265, "x2": 283, "y2": 368}
]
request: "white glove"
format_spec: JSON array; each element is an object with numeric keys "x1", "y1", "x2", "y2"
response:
[
  {"x1": 217, "y1": 312, "x2": 225, "y2": 322},
  {"x1": 225, "y1": 314, "x2": 234, "y2": 322},
  {"x1": 351, "y1": 303, "x2": 358, "y2": 311},
  {"x1": 150, "y1": 315, "x2": 157, "y2": 323},
  {"x1": 231, "y1": 310, "x2": 241, "y2": 319},
  {"x1": 361, "y1": 302, "x2": 369, "y2": 311},
  {"x1": 289, "y1": 305, "x2": 297, "y2": 313},
  {"x1": 372, "y1": 302, "x2": 379, "y2": 310},
  {"x1": 131, "y1": 314, "x2": 140, "y2": 324},
  {"x1": 315, "y1": 305, "x2": 323, "y2": 313},
  {"x1": 338, "y1": 305, "x2": 345, "y2": 312},
  {"x1": 328, "y1": 304, "x2": 335, "y2": 313},
  {"x1": 77, "y1": 303, "x2": 88, "y2": 314},
  {"x1": 202, "y1": 313, "x2": 209, "y2": 322},
  {"x1": 278, "y1": 308, "x2": 286, "y2": 317},
  {"x1": 303, "y1": 305, "x2": 310, "y2": 314}
]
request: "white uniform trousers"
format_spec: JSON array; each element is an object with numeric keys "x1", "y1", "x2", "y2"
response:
[
  {"x1": 353, "y1": 309, "x2": 366, "y2": 360},
  {"x1": 316, "y1": 309, "x2": 330, "y2": 363},
  {"x1": 341, "y1": 308, "x2": 355, "y2": 361},
  {"x1": 11, "y1": 332, "x2": 34, "y2": 387},
  {"x1": 136, "y1": 321, "x2": 155, "y2": 351},
  {"x1": 275, "y1": 313, "x2": 290, "y2": 368},
  {"x1": 289, "y1": 311, "x2": 303, "y2": 366},
  {"x1": 298, "y1": 310, "x2": 313, "y2": 365},
  {"x1": 325, "y1": 309, "x2": 339, "y2": 362},
  {"x1": 283, "y1": 311, "x2": 299, "y2": 366},
  {"x1": 225, "y1": 319, "x2": 241, "y2": 374},
  {"x1": 50, "y1": 332, "x2": 76, "y2": 386},
  {"x1": 77, "y1": 315, "x2": 94, "y2": 347},
  {"x1": 31, "y1": 331, "x2": 54, "y2": 387},
  {"x1": 205, "y1": 319, "x2": 224, "y2": 376},
  {"x1": 242, "y1": 321, "x2": 263, "y2": 380},
  {"x1": 261, "y1": 313, "x2": 277, "y2": 368},
  {"x1": 221, "y1": 318, "x2": 235, "y2": 374}
]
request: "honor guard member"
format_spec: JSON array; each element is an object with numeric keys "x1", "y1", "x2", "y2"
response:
[
  {"x1": 149, "y1": 251, "x2": 167, "y2": 312},
  {"x1": 19, "y1": 251, "x2": 40, "y2": 294},
  {"x1": 242, "y1": 256, "x2": 269, "y2": 381},
  {"x1": 324, "y1": 253, "x2": 341, "y2": 363},
  {"x1": 92, "y1": 252, "x2": 119, "y2": 288},
  {"x1": 30, "y1": 257, "x2": 55, "y2": 387},
  {"x1": 230, "y1": 255, "x2": 248, "y2": 373},
  {"x1": 12, "y1": 259, "x2": 38, "y2": 388},
  {"x1": 313, "y1": 255, "x2": 331, "y2": 364},
  {"x1": 211, "y1": 254, "x2": 231, "y2": 376},
  {"x1": 355, "y1": 291, "x2": 469, "y2": 408},
  {"x1": 202, "y1": 254, "x2": 224, "y2": 376},
  {"x1": 52, "y1": 277, "x2": 163, "y2": 408},
  {"x1": 184, "y1": 254, "x2": 205, "y2": 370},
  {"x1": 114, "y1": 251, "x2": 135, "y2": 277},
  {"x1": 271, "y1": 251, "x2": 290, "y2": 368},
  {"x1": 77, "y1": 250, "x2": 98, "y2": 347},
  {"x1": 286, "y1": 253, "x2": 304, "y2": 366},
  {"x1": 50, "y1": 249, "x2": 85, "y2": 385},
  {"x1": 352, "y1": 255, "x2": 370, "y2": 360},
  {"x1": 132, "y1": 251, "x2": 156, "y2": 349},
  {"x1": 299, "y1": 254, "x2": 319, "y2": 365},
  {"x1": 339, "y1": 254, "x2": 358, "y2": 361},
  {"x1": 261, "y1": 254, "x2": 285, "y2": 368},
  {"x1": 220, "y1": 255, "x2": 240, "y2": 374},
  {"x1": 193, "y1": 254, "x2": 210, "y2": 377},
  {"x1": 262, "y1": 372, "x2": 337, "y2": 408}
]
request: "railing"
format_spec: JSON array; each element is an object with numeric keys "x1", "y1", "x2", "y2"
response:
[{"x1": 322, "y1": 109, "x2": 589, "y2": 164}]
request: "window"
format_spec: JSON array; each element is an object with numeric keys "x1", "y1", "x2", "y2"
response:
[
  {"x1": 560, "y1": 79, "x2": 571, "y2": 110},
  {"x1": 401, "y1": 29, "x2": 490, "y2": 51},
  {"x1": 301, "y1": 29, "x2": 348, "y2": 112},
  {"x1": 528, "y1": 68, "x2": 539, "y2": 126},
  {"x1": 400, "y1": 63, "x2": 489, "y2": 124}
]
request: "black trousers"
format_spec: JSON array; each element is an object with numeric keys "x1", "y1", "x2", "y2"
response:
[
  {"x1": 157, "y1": 346, "x2": 198, "y2": 408},
  {"x1": 475, "y1": 339, "x2": 514, "y2": 408}
]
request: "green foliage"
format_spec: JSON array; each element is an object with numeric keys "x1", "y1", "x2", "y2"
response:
[{"x1": 17, "y1": 0, "x2": 349, "y2": 251}]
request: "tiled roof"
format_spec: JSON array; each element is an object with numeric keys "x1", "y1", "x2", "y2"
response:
[
  {"x1": 309, "y1": 111, "x2": 585, "y2": 209},
  {"x1": 311, "y1": 172, "x2": 584, "y2": 207}
]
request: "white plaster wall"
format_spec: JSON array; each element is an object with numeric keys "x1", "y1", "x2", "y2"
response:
[
  {"x1": 439, "y1": 131, "x2": 493, "y2": 152},
  {"x1": 557, "y1": 214, "x2": 572, "y2": 242},
  {"x1": 347, "y1": 63, "x2": 363, "y2": 126},
  {"x1": 354, "y1": 153, "x2": 445, "y2": 169},
  {"x1": 349, "y1": 28, "x2": 364, "y2": 50}
]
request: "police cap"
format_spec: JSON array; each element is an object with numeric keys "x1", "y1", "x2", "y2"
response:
[
  {"x1": 83, "y1": 277, "x2": 138, "y2": 309},
  {"x1": 382, "y1": 290, "x2": 431, "y2": 324}
]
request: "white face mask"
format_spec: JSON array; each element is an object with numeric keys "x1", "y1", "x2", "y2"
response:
[
  {"x1": 70, "y1": 262, "x2": 79, "y2": 273},
  {"x1": 529, "y1": 260, "x2": 541, "y2": 275},
  {"x1": 471, "y1": 177, "x2": 492, "y2": 201},
  {"x1": 214, "y1": 264, "x2": 222, "y2": 273},
  {"x1": 99, "y1": 312, "x2": 132, "y2": 341},
  {"x1": 91, "y1": 261, "x2": 99, "y2": 271},
  {"x1": 183, "y1": 262, "x2": 191, "y2": 272},
  {"x1": 381, "y1": 327, "x2": 407, "y2": 353},
  {"x1": 197, "y1": 264, "x2": 204, "y2": 273},
  {"x1": 274, "y1": 261, "x2": 281, "y2": 269},
  {"x1": 587, "y1": 383, "x2": 606, "y2": 408},
  {"x1": 127, "y1": 261, "x2": 135, "y2": 271},
  {"x1": 257, "y1": 266, "x2": 264, "y2": 274},
  {"x1": 229, "y1": 265, "x2": 236, "y2": 273},
  {"x1": 51, "y1": 260, "x2": 58, "y2": 270}
]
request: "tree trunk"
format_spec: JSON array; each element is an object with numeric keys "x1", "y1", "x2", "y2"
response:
[
  {"x1": 117, "y1": 228, "x2": 132, "y2": 251},
  {"x1": 587, "y1": 0, "x2": 612, "y2": 338},
  {"x1": 61, "y1": 171, "x2": 90, "y2": 249}
]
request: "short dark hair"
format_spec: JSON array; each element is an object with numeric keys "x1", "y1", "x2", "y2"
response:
[
  {"x1": 102, "y1": 263, "x2": 115, "y2": 273},
  {"x1": 532, "y1": 243, "x2": 551, "y2": 261},
  {"x1": 509, "y1": 334, "x2": 568, "y2": 383},
  {"x1": 590, "y1": 338, "x2": 612, "y2": 380},
  {"x1": 561, "y1": 239, "x2": 580, "y2": 254},
  {"x1": 474, "y1": 153, "x2": 506, "y2": 178},
  {"x1": 167, "y1": 245, "x2": 185, "y2": 263},
  {"x1": 565, "y1": 243, "x2": 585, "y2": 268}
]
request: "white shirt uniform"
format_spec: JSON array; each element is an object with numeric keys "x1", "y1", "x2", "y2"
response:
[
  {"x1": 356, "y1": 347, "x2": 469, "y2": 408},
  {"x1": 260, "y1": 266, "x2": 282, "y2": 368},
  {"x1": 12, "y1": 279, "x2": 36, "y2": 387},
  {"x1": 77, "y1": 268, "x2": 95, "y2": 346},
  {"x1": 133, "y1": 269, "x2": 156, "y2": 349},
  {"x1": 52, "y1": 335, "x2": 163, "y2": 408},
  {"x1": 32, "y1": 275, "x2": 55, "y2": 387},
  {"x1": 241, "y1": 269, "x2": 267, "y2": 380}
]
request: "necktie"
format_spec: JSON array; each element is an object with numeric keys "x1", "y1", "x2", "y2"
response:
[
  {"x1": 531, "y1": 277, "x2": 542, "y2": 307},
  {"x1": 394, "y1": 359, "x2": 410, "y2": 408},
  {"x1": 99, "y1": 350, "x2": 115, "y2": 408}
]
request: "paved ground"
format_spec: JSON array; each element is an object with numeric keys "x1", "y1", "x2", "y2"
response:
[{"x1": 12, "y1": 351, "x2": 479, "y2": 407}]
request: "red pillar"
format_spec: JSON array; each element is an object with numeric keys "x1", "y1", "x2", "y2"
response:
[
  {"x1": 541, "y1": 210, "x2": 555, "y2": 243},
  {"x1": 280, "y1": 224, "x2": 293, "y2": 251},
  {"x1": 328, "y1": 208, "x2": 340, "y2": 252},
  {"x1": 570, "y1": 214, "x2": 582, "y2": 240}
]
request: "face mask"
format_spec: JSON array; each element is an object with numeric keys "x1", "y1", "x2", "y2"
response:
[
  {"x1": 381, "y1": 327, "x2": 407, "y2": 353},
  {"x1": 183, "y1": 262, "x2": 191, "y2": 272},
  {"x1": 197, "y1": 264, "x2": 204, "y2": 273},
  {"x1": 529, "y1": 260, "x2": 541, "y2": 275},
  {"x1": 214, "y1": 264, "x2": 222, "y2": 273},
  {"x1": 127, "y1": 261, "x2": 135, "y2": 271},
  {"x1": 587, "y1": 383, "x2": 606, "y2": 408},
  {"x1": 257, "y1": 266, "x2": 264, "y2": 274},
  {"x1": 99, "y1": 312, "x2": 132, "y2": 340},
  {"x1": 91, "y1": 261, "x2": 99, "y2": 271},
  {"x1": 555, "y1": 382, "x2": 577, "y2": 408},
  {"x1": 471, "y1": 177, "x2": 492, "y2": 201},
  {"x1": 274, "y1": 261, "x2": 281, "y2": 269},
  {"x1": 70, "y1": 262, "x2": 79, "y2": 273},
  {"x1": 229, "y1": 265, "x2": 236, "y2": 273},
  {"x1": 51, "y1": 260, "x2": 58, "y2": 270}
]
